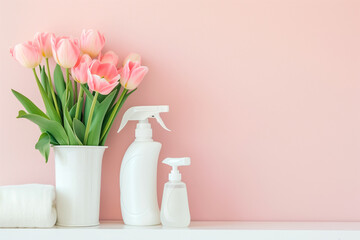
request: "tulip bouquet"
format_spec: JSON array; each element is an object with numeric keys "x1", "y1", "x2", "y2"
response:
[{"x1": 10, "y1": 30, "x2": 148, "y2": 162}]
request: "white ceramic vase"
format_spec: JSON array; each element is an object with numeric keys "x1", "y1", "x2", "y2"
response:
[{"x1": 53, "y1": 145, "x2": 107, "y2": 227}]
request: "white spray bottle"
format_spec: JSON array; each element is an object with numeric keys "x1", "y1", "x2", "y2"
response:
[
  {"x1": 160, "y1": 157, "x2": 191, "y2": 227},
  {"x1": 117, "y1": 106, "x2": 170, "y2": 226}
]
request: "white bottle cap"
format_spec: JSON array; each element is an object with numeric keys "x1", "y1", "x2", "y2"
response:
[{"x1": 162, "y1": 157, "x2": 191, "y2": 182}]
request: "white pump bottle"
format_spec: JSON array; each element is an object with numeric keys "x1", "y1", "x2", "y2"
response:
[
  {"x1": 118, "y1": 106, "x2": 170, "y2": 226},
  {"x1": 160, "y1": 157, "x2": 191, "y2": 227}
]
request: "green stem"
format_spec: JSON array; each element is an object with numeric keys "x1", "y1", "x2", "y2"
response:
[
  {"x1": 75, "y1": 86, "x2": 84, "y2": 120},
  {"x1": 32, "y1": 68, "x2": 43, "y2": 94},
  {"x1": 65, "y1": 68, "x2": 70, "y2": 99},
  {"x1": 84, "y1": 91, "x2": 99, "y2": 144},
  {"x1": 100, "y1": 89, "x2": 128, "y2": 142},
  {"x1": 74, "y1": 80, "x2": 78, "y2": 103},
  {"x1": 45, "y1": 58, "x2": 60, "y2": 117}
]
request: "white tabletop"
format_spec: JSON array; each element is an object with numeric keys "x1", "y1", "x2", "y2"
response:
[{"x1": 2, "y1": 221, "x2": 360, "y2": 240}]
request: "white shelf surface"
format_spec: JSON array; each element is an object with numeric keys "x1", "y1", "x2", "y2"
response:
[{"x1": 2, "y1": 221, "x2": 360, "y2": 240}]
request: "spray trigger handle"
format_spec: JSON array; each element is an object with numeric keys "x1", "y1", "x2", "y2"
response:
[
  {"x1": 117, "y1": 105, "x2": 170, "y2": 133},
  {"x1": 154, "y1": 113, "x2": 170, "y2": 131}
]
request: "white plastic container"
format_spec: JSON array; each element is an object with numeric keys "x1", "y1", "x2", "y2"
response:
[
  {"x1": 120, "y1": 140, "x2": 162, "y2": 225},
  {"x1": 53, "y1": 145, "x2": 107, "y2": 227},
  {"x1": 118, "y1": 106, "x2": 170, "y2": 226},
  {"x1": 160, "y1": 157, "x2": 191, "y2": 227}
]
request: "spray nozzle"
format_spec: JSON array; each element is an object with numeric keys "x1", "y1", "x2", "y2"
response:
[
  {"x1": 118, "y1": 106, "x2": 170, "y2": 136},
  {"x1": 162, "y1": 157, "x2": 191, "y2": 182}
]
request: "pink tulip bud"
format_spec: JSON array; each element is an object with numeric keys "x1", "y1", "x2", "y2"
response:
[
  {"x1": 122, "y1": 52, "x2": 141, "y2": 66},
  {"x1": 99, "y1": 51, "x2": 119, "y2": 66},
  {"x1": 88, "y1": 60, "x2": 119, "y2": 95},
  {"x1": 51, "y1": 36, "x2": 80, "y2": 68},
  {"x1": 10, "y1": 41, "x2": 42, "y2": 68},
  {"x1": 34, "y1": 32, "x2": 55, "y2": 58},
  {"x1": 119, "y1": 60, "x2": 148, "y2": 90},
  {"x1": 80, "y1": 29, "x2": 105, "y2": 58},
  {"x1": 71, "y1": 54, "x2": 93, "y2": 84}
]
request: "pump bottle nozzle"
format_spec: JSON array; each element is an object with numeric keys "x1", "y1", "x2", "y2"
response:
[{"x1": 162, "y1": 157, "x2": 191, "y2": 182}]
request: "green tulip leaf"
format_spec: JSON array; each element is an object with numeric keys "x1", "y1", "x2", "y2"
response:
[
  {"x1": 86, "y1": 91, "x2": 116, "y2": 145},
  {"x1": 82, "y1": 84, "x2": 93, "y2": 125},
  {"x1": 17, "y1": 110, "x2": 69, "y2": 145},
  {"x1": 61, "y1": 94, "x2": 82, "y2": 145},
  {"x1": 64, "y1": 113, "x2": 82, "y2": 145},
  {"x1": 40, "y1": 66, "x2": 52, "y2": 101},
  {"x1": 63, "y1": 94, "x2": 73, "y2": 126},
  {"x1": 84, "y1": 96, "x2": 91, "y2": 126},
  {"x1": 35, "y1": 133, "x2": 51, "y2": 163},
  {"x1": 56, "y1": 95, "x2": 63, "y2": 117},
  {"x1": 67, "y1": 77, "x2": 74, "y2": 110},
  {"x1": 48, "y1": 133, "x2": 59, "y2": 145},
  {"x1": 34, "y1": 73, "x2": 61, "y2": 124},
  {"x1": 54, "y1": 64, "x2": 65, "y2": 100},
  {"x1": 12, "y1": 89, "x2": 49, "y2": 119},
  {"x1": 60, "y1": 91, "x2": 67, "y2": 111},
  {"x1": 81, "y1": 84, "x2": 93, "y2": 101},
  {"x1": 69, "y1": 99, "x2": 83, "y2": 119},
  {"x1": 100, "y1": 89, "x2": 134, "y2": 145},
  {"x1": 97, "y1": 93, "x2": 107, "y2": 103},
  {"x1": 109, "y1": 84, "x2": 121, "y2": 108},
  {"x1": 73, "y1": 118, "x2": 86, "y2": 143}
]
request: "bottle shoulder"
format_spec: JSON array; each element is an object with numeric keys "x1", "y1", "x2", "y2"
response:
[
  {"x1": 164, "y1": 181, "x2": 186, "y2": 188},
  {"x1": 126, "y1": 140, "x2": 162, "y2": 149},
  {"x1": 129, "y1": 140, "x2": 162, "y2": 145},
  {"x1": 122, "y1": 140, "x2": 162, "y2": 162}
]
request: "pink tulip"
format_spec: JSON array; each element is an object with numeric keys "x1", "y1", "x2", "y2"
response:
[
  {"x1": 119, "y1": 60, "x2": 148, "y2": 90},
  {"x1": 51, "y1": 36, "x2": 80, "y2": 68},
  {"x1": 88, "y1": 60, "x2": 119, "y2": 95},
  {"x1": 73, "y1": 53, "x2": 92, "y2": 68},
  {"x1": 99, "y1": 51, "x2": 119, "y2": 66},
  {"x1": 10, "y1": 41, "x2": 42, "y2": 68},
  {"x1": 123, "y1": 52, "x2": 141, "y2": 66},
  {"x1": 71, "y1": 54, "x2": 93, "y2": 84},
  {"x1": 34, "y1": 32, "x2": 55, "y2": 58},
  {"x1": 80, "y1": 29, "x2": 105, "y2": 58}
]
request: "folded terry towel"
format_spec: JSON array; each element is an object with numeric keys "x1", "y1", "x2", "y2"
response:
[{"x1": 0, "y1": 184, "x2": 56, "y2": 228}]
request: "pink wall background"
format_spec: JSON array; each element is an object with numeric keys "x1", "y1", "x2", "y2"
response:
[{"x1": 1, "y1": 0, "x2": 360, "y2": 221}]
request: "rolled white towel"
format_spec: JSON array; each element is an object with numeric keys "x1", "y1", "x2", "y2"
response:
[{"x1": 0, "y1": 184, "x2": 56, "y2": 228}]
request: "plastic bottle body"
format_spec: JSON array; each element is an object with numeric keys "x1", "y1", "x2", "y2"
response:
[
  {"x1": 160, "y1": 182, "x2": 190, "y2": 227},
  {"x1": 120, "y1": 140, "x2": 162, "y2": 225}
]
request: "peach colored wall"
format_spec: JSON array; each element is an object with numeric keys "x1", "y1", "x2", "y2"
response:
[{"x1": 1, "y1": 0, "x2": 360, "y2": 221}]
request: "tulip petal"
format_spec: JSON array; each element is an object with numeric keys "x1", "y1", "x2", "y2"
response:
[
  {"x1": 10, "y1": 41, "x2": 42, "y2": 68},
  {"x1": 119, "y1": 63, "x2": 130, "y2": 86},
  {"x1": 80, "y1": 29, "x2": 105, "y2": 58},
  {"x1": 99, "y1": 81, "x2": 119, "y2": 95},
  {"x1": 90, "y1": 60, "x2": 101, "y2": 73},
  {"x1": 126, "y1": 66, "x2": 148, "y2": 90},
  {"x1": 99, "y1": 51, "x2": 119, "y2": 66},
  {"x1": 128, "y1": 61, "x2": 140, "y2": 71},
  {"x1": 123, "y1": 53, "x2": 141, "y2": 66},
  {"x1": 51, "y1": 36, "x2": 80, "y2": 68},
  {"x1": 34, "y1": 32, "x2": 55, "y2": 58},
  {"x1": 87, "y1": 74, "x2": 97, "y2": 92},
  {"x1": 109, "y1": 74, "x2": 120, "y2": 84},
  {"x1": 90, "y1": 60, "x2": 119, "y2": 84}
]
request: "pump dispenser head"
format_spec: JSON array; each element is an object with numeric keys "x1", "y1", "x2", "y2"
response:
[
  {"x1": 163, "y1": 157, "x2": 191, "y2": 182},
  {"x1": 118, "y1": 106, "x2": 170, "y2": 140}
]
